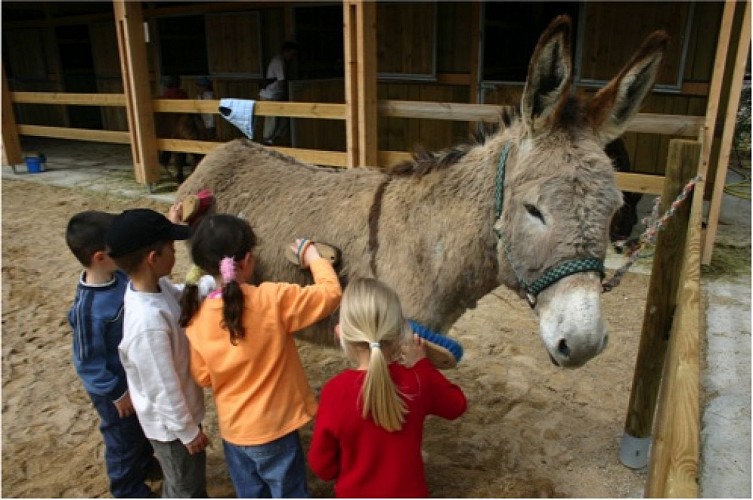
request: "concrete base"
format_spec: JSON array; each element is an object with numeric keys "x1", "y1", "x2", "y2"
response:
[{"x1": 619, "y1": 433, "x2": 652, "y2": 469}]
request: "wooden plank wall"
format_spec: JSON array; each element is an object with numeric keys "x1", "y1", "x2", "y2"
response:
[
  {"x1": 579, "y1": 2, "x2": 690, "y2": 85},
  {"x1": 2, "y1": 1, "x2": 727, "y2": 180},
  {"x1": 289, "y1": 79, "x2": 345, "y2": 151},
  {"x1": 206, "y1": 12, "x2": 263, "y2": 76},
  {"x1": 376, "y1": 1, "x2": 473, "y2": 153},
  {"x1": 483, "y1": 1, "x2": 723, "y2": 180},
  {"x1": 90, "y1": 21, "x2": 128, "y2": 131},
  {"x1": 3, "y1": 27, "x2": 67, "y2": 126}
]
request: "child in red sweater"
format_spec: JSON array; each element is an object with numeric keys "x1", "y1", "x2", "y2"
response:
[{"x1": 307, "y1": 278, "x2": 467, "y2": 497}]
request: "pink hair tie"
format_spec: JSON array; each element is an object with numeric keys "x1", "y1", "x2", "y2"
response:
[{"x1": 220, "y1": 257, "x2": 236, "y2": 283}]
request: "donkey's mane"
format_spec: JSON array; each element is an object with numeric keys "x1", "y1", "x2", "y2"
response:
[{"x1": 386, "y1": 105, "x2": 521, "y2": 178}]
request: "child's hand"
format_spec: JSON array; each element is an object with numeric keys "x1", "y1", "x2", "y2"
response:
[
  {"x1": 167, "y1": 203, "x2": 183, "y2": 225},
  {"x1": 185, "y1": 429, "x2": 210, "y2": 455},
  {"x1": 114, "y1": 392, "x2": 135, "y2": 418},
  {"x1": 400, "y1": 333, "x2": 427, "y2": 368},
  {"x1": 290, "y1": 239, "x2": 322, "y2": 269}
]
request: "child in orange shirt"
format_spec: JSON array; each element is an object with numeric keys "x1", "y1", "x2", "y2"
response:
[{"x1": 179, "y1": 214, "x2": 341, "y2": 497}]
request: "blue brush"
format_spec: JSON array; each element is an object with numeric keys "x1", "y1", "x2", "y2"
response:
[{"x1": 408, "y1": 320, "x2": 464, "y2": 369}]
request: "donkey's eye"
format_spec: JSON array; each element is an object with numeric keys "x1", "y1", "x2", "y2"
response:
[{"x1": 524, "y1": 203, "x2": 544, "y2": 222}]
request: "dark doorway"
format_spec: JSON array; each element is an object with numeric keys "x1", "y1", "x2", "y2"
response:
[{"x1": 56, "y1": 24, "x2": 102, "y2": 129}]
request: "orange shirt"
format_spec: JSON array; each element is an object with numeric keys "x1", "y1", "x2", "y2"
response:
[{"x1": 186, "y1": 259, "x2": 341, "y2": 445}]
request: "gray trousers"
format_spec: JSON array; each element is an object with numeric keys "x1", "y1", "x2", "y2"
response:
[
  {"x1": 150, "y1": 439, "x2": 207, "y2": 498},
  {"x1": 260, "y1": 95, "x2": 289, "y2": 144}
]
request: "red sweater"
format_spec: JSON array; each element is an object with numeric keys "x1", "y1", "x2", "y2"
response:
[{"x1": 307, "y1": 358, "x2": 467, "y2": 498}]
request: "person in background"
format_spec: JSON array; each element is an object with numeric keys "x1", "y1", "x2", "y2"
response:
[
  {"x1": 162, "y1": 74, "x2": 188, "y2": 99},
  {"x1": 307, "y1": 278, "x2": 467, "y2": 498},
  {"x1": 259, "y1": 41, "x2": 297, "y2": 146},
  {"x1": 65, "y1": 210, "x2": 159, "y2": 498},
  {"x1": 195, "y1": 76, "x2": 216, "y2": 140}
]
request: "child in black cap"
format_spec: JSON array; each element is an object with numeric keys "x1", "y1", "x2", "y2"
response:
[{"x1": 106, "y1": 207, "x2": 209, "y2": 498}]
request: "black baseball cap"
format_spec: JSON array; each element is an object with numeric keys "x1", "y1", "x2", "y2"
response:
[{"x1": 107, "y1": 208, "x2": 192, "y2": 258}]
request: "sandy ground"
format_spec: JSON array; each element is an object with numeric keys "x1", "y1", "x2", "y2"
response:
[{"x1": 1, "y1": 176, "x2": 656, "y2": 497}]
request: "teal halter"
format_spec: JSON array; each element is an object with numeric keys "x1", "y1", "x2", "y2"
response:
[{"x1": 494, "y1": 144, "x2": 605, "y2": 308}]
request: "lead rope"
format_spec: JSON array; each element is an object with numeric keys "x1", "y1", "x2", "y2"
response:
[{"x1": 602, "y1": 175, "x2": 702, "y2": 292}]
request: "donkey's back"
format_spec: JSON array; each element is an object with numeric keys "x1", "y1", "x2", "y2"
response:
[{"x1": 181, "y1": 139, "x2": 386, "y2": 287}]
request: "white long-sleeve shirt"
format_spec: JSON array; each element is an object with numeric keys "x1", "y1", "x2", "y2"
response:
[
  {"x1": 119, "y1": 277, "x2": 205, "y2": 444},
  {"x1": 259, "y1": 54, "x2": 286, "y2": 100}
]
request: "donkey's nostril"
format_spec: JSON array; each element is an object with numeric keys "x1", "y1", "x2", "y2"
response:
[{"x1": 558, "y1": 339, "x2": 570, "y2": 357}]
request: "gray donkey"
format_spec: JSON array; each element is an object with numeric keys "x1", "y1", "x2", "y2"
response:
[{"x1": 178, "y1": 15, "x2": 668, "y2": 368}]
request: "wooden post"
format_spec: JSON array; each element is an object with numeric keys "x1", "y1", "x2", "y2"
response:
[
  {"x1": 701, "y1": 0, "x2": 751, "y2": 265},
  {"x1": 1, "y1": 65, "x2": 23, "y2": 170},
  {"x1": 343, "y1": 0, "x2": 377, "y2": 168},
  {"x1": 697, "y1": 0, "x2": 735, "y2": 181},
  {"x1": 113, "y1": 0, "x2": 160, "y2": 185},
  {"x1": 645, "y1": 147, "x2": 704, "y2": 498},
  {"x1": 619, "y1": 139, "x2": 699, "y2": 469}
]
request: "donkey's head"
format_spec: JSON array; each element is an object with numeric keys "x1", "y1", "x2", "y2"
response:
[{"x1": 494, "y1": 16, "x2": 668, "y2": 367}]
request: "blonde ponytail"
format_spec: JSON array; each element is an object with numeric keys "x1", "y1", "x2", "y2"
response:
[{"x1": 339, "y1": 278, "x2": 408, "y2": 432}]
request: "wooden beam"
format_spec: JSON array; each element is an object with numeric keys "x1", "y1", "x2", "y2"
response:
[
  {"x1": 2, "y1": 65, "x2": 23, "y2": 168},
  {"x1": 620, "y1": 139, "x2": 699, "y2": 469},
  {"x1": 379, "y1": 101, "x2": 704, "y2": 136},
  {"x1": 17, "y1": 124, "x2": 130, "y2": 144},
  {"x1": 698, "y1": 0, "x2": 735, "y2": 179},
  {"x1": 627, "y1": 113, "x2": 704, "y2": 137},
  {"x1": 113, "y1": 0, "x2": 160, "y2": 185},
  {"x1": 645, "y1": 161, "x2": 705, "y2": 498},
  {"x1": 614, "y1": 172, "x2": 665, "y2": 195},
  {"x1": 343, "y1": 0, "x2": 359, "y2": 168},
  {"x1": 343, "y1": 0, "x2": 377, "y2": 168},
  {"x1": 702, "y1": 0, "x2": 751, "y2": 265},
  {"x1": 356, "y1": 0, "x2": 377, "y2": 167},
  {"x1": 11, "y1": 92, "x2": 126, "y2": 106}
]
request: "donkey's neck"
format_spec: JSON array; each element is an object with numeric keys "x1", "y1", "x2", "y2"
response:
[{"x1": 374, "y1": 143, "x2": 503, "y2": 333}]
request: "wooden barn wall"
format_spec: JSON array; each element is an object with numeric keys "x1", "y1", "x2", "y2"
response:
[
  {"x1": 484, "y1": 1, "x2": 723, "y2": 177},
  {"x1": 435, "y1": 1, "x2": 474, "y2": 74},
  {"x1": 378, "y1": 83, "x2": 471, "y2": 152},
  {"x1": 578, "y1": 2, "x2": 690, "y2": 85},
  {"x1": 90, "y1": 21, "x2": 127, "y2": 131},
  {"x1": 375, "y1": 1, "x2": 474, "y2": 153},
  {"x1": 289, "y1": 79, "x2": 345, "y2": 152},
  {"x1": 3, "y1": 27, "x2": 66, "y2": 126},
  {"x1": 2, "y1": 1, "x2": 729, "y2": 173}
]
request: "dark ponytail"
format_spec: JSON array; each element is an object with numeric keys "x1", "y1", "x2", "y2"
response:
[{"x1": 188, "y1": 214, "x2": 257, "y2": 345}]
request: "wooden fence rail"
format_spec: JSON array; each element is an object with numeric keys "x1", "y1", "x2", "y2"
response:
[{"x1": 8, "y1": 91, "x2": 702, "y2": 196}]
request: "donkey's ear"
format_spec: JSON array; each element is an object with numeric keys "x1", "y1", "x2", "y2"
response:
[
  {"x1": 521, "y1": 15, "x2": 573, "y2": 136},
  {"x1": 587, "y1": 31, "x2": 669, "y2": 145}
]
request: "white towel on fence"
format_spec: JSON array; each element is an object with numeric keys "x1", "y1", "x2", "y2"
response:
[{"x1": 218, "y1": 98, "x2": 256, "y2": 140}]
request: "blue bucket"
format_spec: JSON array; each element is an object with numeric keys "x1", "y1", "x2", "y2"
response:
[
  {"x1": 25, "y1": 157, "x2": 43, "y2": 173},
  {"x1": 24, "y1": 155, "x2": 45, "y2": 173}
]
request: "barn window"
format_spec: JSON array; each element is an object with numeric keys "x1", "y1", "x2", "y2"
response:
[
  {"x1": 377, "y1": 2, "x2": 437, "y2": 80},
  {"x1": 575, "y1": 2, "x2": 694, "y2": 91},
  {"x1": 155, "y1": 15, "x2": 209, "y2": 77},
  {"x1": 482, "y1": 1, "x2": 580, "y2": 83}
]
